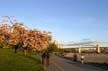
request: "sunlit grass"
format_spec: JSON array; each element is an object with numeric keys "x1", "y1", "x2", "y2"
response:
[{"x1": 0, "y1": 48, "x2": 44, "y2": 71}]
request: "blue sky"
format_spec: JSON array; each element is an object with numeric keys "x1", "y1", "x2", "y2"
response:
[{"x1": 0, "y1": 0, "x2": 108, "y2": 43}]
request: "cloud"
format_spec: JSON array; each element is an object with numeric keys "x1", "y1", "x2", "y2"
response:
[{"x1": 60, "y1": 38, "x2": 100, "y2": 46}]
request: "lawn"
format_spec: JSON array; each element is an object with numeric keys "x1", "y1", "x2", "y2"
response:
[{"x1": 0, "y1": 48, "x2": 44, "y2": 71}]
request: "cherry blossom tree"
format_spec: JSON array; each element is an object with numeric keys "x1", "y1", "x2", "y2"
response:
[{"x1": 0, "y1": 18, "x2": 51, "y2": 56}]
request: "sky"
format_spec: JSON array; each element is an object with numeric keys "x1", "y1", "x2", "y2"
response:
[{"x1": 0, "y1": 0, "x2": 108, "y2": 43}]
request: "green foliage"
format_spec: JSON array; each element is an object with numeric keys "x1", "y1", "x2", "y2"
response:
[
  {"x1": 0, "y1": 48, "x2": 44, "y2": 71},
  {"x1": 46, "y1": 43, "x2": 58, "y2": 52}
]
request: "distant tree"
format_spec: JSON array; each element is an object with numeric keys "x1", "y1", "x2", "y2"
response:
[{"x1": 46, "y1": 42, "x2": 59, "y2": 53}]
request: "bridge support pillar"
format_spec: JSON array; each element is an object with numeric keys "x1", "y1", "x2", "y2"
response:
[
  {"x1": 96, "y1": 44, "x2": 101, "y2": 54},
  {"x1": 78, "y1": 47, "x2": 81, "y2": 54}
]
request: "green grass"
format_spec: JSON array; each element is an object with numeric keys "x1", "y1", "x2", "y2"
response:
[{"x1": 0, "y1": 48, "x2": 44, "y2": 71}]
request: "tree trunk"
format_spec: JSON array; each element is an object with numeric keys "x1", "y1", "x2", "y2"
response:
[
  {"x1": 24, "y1": 49, "x2": 28, "y2": 56},
  {"x1": 14, "y1": 46, "x2": 18, "y2": 54}
]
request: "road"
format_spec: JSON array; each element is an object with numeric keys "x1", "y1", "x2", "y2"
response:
[{"x1": 45, "y1": 55, "x2": 107, "y2": 71}]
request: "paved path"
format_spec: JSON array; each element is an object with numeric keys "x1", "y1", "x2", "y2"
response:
[{"x1": 45, "y1": 55, "x2": 107, "y2": 71}]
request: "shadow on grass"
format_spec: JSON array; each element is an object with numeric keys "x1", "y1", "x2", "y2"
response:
[{"x1": 26, "y1": 55, "x2": 41, "y2": 63}]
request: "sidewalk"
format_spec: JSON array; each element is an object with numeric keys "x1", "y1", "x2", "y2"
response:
[{"x1": 45, "y1": 55, "x2": 107, "y2": 71}]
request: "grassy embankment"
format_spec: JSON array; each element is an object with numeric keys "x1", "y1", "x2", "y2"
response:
[{"x1": 0, "y1": 48, "x2": 44, "y2": 71}]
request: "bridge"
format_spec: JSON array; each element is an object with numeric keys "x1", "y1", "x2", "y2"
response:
[{"x1": 55, "y1": 40, "x2": 108, "y2": 54}]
